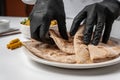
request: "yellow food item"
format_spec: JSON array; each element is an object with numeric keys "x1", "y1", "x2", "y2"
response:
[
  {"x1": 8, "y1": 41, "x2": 22, "y2": 50},
  {"x1": 20, "y1": 18, "x2": 30, "y2": 26},
  {"x1": 9, "y1": 38, "x2": 20, "y2": 44},
  {"x1": 7, "y1": 44, "x2": 11, "y2": 49},
  {"x1": 50, "y1": 20, "x2": 57, "y2": 27},
  {"x1": 24, "y1": 19, "x2": 30, "y2": 26},
  {"x1": 7, "y1": 38, "x2": 23, "y2": 50},
  {"x1": 21, "y1": 18, "x2": 57, "y2": 27}
]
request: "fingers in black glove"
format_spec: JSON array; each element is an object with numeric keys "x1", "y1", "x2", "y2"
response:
[
  {"x1": 102, "y1": 18, "x2": 114, "y2": 44},
  {"x1": 83, "y1": 4, "x2": 97, "y2": 45},
  {"x1": 30, "y1": 0, "x2": 68, "y2": 44},
  {"x1": 70, "y1": 0, "x2": 120, "y2": 45},
  {"x1": 91, "y1": 5, "x2": 106, "y2": 45},
  {"x1": 70, "y1": 8, "x2": 87, "y2": 36},
  {"x1": 30, "y1": 13, "x2": 54, "y2": 44},
  {"x1": 57, "y1": 14, "x2": 68, "y2": 40},
  {"x1": 39, "y1": 15, "x2": 55, "y2": 44}
]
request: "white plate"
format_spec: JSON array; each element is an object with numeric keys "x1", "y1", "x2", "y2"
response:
[
  {"x1": 23, "y1": 48, "x2": 120, "y2": 69},
  {"x1": 23, "y1": 38, "x2": 120, "y2": 69}
]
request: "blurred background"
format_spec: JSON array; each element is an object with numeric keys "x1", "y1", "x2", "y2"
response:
[{"x1": 0, "y1": 0, "x2": 33, "y2": 17}]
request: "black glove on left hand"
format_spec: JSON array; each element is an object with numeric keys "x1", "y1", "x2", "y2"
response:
[
  {"x1": 70, "y1": 0, "x2": 120, "y2": 45},
  {"x1": 30, "y1": 0, "x2": 68, "y2": 44}
]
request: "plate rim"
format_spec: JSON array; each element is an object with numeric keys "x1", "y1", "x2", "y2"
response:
[{"x1": 22, "y1": 47, "x2": 120, "y2": 69}]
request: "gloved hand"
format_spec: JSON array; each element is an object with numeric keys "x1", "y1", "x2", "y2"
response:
[
  {"x1": 30, "y1": 0, "x2": 68, "y2": 44},
  {"x1": 70, "y1": 0, "x2": 120, "y2": 45}
]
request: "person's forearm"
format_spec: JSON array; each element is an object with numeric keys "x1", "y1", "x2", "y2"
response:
[
  {"x1": 21, "y1": 0, "x2": 36, "y2": 5},
  {"x1": 22, "y1": 0, "x2": 63, "y2": 5}
]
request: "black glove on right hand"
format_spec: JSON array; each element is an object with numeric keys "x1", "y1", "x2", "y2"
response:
[
  {"x1": 30, "y1": 0, "x2": 68, "y2": 44},
  {"x1": 70, "y1": 0, "x2": 120, "y2": 45}
]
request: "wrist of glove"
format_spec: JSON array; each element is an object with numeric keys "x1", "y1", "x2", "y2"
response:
[
  {"x1": 30, "y1": 0, "x2": 68, "y2": 44},
  {"x1": 70, "y1": 0, "x2": 120, "y2": 45}
]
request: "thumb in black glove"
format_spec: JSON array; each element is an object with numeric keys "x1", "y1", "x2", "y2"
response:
[
  {"x1": 30, "y1": 0, "x2": 68, "y2": 44},
  {"x1": 70, "y1": 0, "x2": 120, "y2": 45}
]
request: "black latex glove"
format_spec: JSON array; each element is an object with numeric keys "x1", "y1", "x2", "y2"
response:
[
  {"x1": 70, "y1": 0, "x2": 120, "y2": 45},
  {"x1": 30, "y1": 0, "x2": 68, "y2": 44}
]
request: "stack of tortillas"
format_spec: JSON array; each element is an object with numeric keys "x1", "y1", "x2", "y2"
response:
[{"x1": 23, "y1": 25, "x2": 120, "y2": 64}]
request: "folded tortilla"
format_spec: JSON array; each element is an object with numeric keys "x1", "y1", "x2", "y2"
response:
[
  {"x1": 49, "y1": 29, "x2": 74, "y2": 54},
  {"x1": 88, "y1": 44, "x2": 120, "y2": 63},
  {"x1": 73, "y1": 25, "x2": 91, "y2": 63}
]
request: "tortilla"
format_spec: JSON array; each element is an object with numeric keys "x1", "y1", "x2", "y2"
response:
[
  {"x1": 74, "y1": 25, "x2": 91, "y2": 63},
  {"x1": 50, "y1": 29, "x2": 74, "y2": 54},
  {"x1": 88, "y1": 44, "x2": 120, "y2": 63},
  {"x1": 23, "y1": 25, "x2": 120, "y2": 64},
  {"x1": 23, "y1": 41, "x2": 76, "y2": 64}
]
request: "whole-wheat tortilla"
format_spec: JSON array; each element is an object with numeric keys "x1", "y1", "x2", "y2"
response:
[
  {"x1": 23, "y1": 41, "x2": 76, "y2": 64},
  {"x1": 49, "y1": 29, "x2": 74, "y2": 54},
  {"x1": 73, "y1": 25, "x2": 91, "y2": 64},
  {"x1": 88, "y1": 44, "x2": 120, "y2": 63},
  {"x1": 23, "y1": 25, "x2": 120, "y2": 64}
]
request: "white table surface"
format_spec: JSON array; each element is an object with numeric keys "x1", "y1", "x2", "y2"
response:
[{"x1": 0, "y1": 16, "x2": 120, "y2": 80}]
